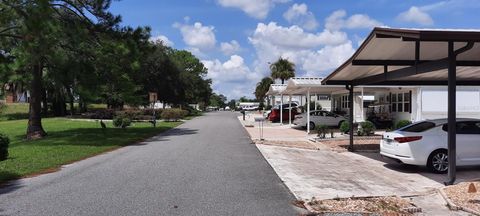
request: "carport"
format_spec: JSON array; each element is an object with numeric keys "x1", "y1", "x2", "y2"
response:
[
  {"x1": 283, "y1": 78, "x2": 392, "y2": 134},
  {"x1": 266, "y1": 84, "x2": 287, "y2": 124},
  {"x1": 322, "y1": 27, "x2": 480, "y2": 185},
  {"x1": 284, "y1": 78, "x2": 345, "y2": 133}
]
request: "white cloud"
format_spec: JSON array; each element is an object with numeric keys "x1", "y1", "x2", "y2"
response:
[
  {"x1": 249, "y1": 22, "x2": 348, "y2": 50},
  {"x1": 302, "y1": 42, "x2": 355, "y2": 76},
  {"x1": 174, "y1": 22, "x2": 216, "y2": 50},
  {"x1": 283, "y1": 3, "x2": 318, "y2": 30},
  {"x1": 396, "y1": 6, "x2": 434, "y2": 26},
  {"x1": 325, "y1": 10, "x2": 383, "y2": 31},
  {"x1": 248, "y1": 22, "x2": 355, "y2": 79},
  {"x1": 220, "y1": 40, "x2": 241, "y2": 55},
  {"x1": 202, "y1": 55, "x2": 261, "y2": 99},
  {"x1": 216, "y1": 0, "x2": 290, "y2": 19},
  {"x1": 203, "y1": 55, "x2": 259, "y2": 83},
  {"x1": 149, "y1": 35, "x2": 174, "y2": 47}
]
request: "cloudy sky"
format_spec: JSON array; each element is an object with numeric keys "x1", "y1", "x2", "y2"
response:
[{"x1": 110, "y1": 0, "x2": 480, "y2": 100}]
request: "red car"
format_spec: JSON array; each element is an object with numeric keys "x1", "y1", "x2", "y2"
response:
[{"x1": 268, "y1": 106, "x2": 298, "y2": 122}]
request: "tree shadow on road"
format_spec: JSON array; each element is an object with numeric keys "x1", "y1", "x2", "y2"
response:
[
  {"x1": 0, "y1": 172, "x2": 23, "y2": 195},
  {"x1": 135, "y1": 128, "x2": 199, "y2": 144}
]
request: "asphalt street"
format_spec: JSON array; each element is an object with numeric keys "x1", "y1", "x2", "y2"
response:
[{"x1": 0, "y1": 112, "x2": 301, "y2": 216}]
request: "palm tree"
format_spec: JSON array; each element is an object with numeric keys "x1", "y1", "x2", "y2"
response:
[
  {"x1": 270, "y1": 58, "x2": 295, "y2": 84},
  {"x1": 255, "y1": 77, "x2": 274, "y2": 102}
]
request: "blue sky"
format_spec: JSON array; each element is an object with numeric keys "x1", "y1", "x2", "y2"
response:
[{"x1": 109, "y1": 0, "x2": 480, "y2": 100}]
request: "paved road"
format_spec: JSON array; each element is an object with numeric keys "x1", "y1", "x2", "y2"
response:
[{"x1": 0, "y1": 112, "x2": 301, "y2": 216}]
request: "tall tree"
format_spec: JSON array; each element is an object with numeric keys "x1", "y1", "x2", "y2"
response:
[
  {"x1": 270, "y1": 58, "x2": 295, "y2": 84},
  {"x1": 254, "y1": 77, "x2": 273, "y2": 102},
  {"x1": 0, "y1": 0, "x2": 122, "y2": 139},
  {"x1": 170, "y1": 50, "x2": 212, "y2": 106}
]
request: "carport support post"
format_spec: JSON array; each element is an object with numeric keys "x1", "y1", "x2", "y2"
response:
[
  {"x1": 280, "y1": 94, "x2": 283, "y2": 124},
  {"x1": 347, "y1": 84, "x2": 354, "y2": 152},
  {"x1": 446, "y1": 41, "x2": 457, "y2": 185},
  {"x1": 289, "y1": 95, "x2": 292, "y2": 125},
  {"x1": 307, "y1": 89, "x2": 311, "y2": 134}
]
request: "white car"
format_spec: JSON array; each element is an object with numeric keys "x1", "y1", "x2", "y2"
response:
[
  {"x1": 293, "y1": 110, "x2": 347, "y2": 129},
  {"x1": 380, "y1": 118, "x2": 480, "y2": 173}
]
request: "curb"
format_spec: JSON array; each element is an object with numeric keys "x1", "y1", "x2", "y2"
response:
[{"x1": 438, "y1": 187, "x2": 480, "y2": 216}]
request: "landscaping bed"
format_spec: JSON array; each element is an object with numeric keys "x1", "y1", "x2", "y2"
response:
[
  {"x1": 255, "y1": 140, "x2": 318, "y2": 150},
  {"x1": 315, "y1": 136, "x2": 381, "y2": 152},
  {"x1": 442, "y1": 181, "x2": 480, "y2": 215},
  {"x1": 0, "y1": 118, "x2": 181, "y2": 184},
  {"x1": 306, "y1": 196, "x2": 419, "y2": 215}
]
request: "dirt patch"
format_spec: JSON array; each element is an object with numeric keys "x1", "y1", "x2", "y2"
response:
[
  {"x1": 315, "y1": 136, "x2": 381, "y2": 152},
  {"x1": 443, "y1": 181, "x2": 480, "y2": 214},
  {"x1": 255, "y1": 140, "x2": 318, "y2": 150},
  {"x1": 306, "y1": 196, "x2": 419, "y2": 215}
]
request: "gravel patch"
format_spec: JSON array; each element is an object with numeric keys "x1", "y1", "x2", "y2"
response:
[
  {"x1": 255, "y1": 140, "x2": 319, "y2": 150},
  {"x1": 306, "y1": 196, "x2": 418, "y2": 216},
  {"x1": 443, "y1": 181, "x2": 480, "y2": 214},
  {"x1": 315, "y1": 136, "x2": 381, "y2": 152}
]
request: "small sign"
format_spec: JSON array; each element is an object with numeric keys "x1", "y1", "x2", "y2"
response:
[{"x1": 149, "y1": 92, "x2": 157, "y2": 103}]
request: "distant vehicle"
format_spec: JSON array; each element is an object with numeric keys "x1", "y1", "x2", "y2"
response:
[
  {"x1": 242, "y1": 106, "x2": 259, "y2": 111},
  {"x1": 238, "y1": 102, "x2": 260, "y2": 111},
  {"x1": 268, "y1": 103, "x2": 298, "y2": 122},
  {"x1": 380, "y1": 118, "x2": 480, "y2": 173},
  {"x1": 265, "y1": 103, "x2": 298, "y2": 118},
  {"x1": 293, "y1": 110, "x2": 346, "y2": 129}
]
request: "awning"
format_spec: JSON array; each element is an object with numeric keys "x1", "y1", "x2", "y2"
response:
[
  {"x1": 322, "y1": 27, "x2": 480, "y2": 86},
  {"x1": 283, "y1": 77, "x2": 391, "y2": 95},
  {"x1": 266, "y1": 84, "x2": 287, "y2": 96}
]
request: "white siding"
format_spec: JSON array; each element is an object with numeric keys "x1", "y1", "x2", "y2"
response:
[{"x1": 419, "y1": 86, "x2": 480, "y2": 120}]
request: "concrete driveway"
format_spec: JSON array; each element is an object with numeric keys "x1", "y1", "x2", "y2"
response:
[
  {"x1": 257, "y1": 144, "x2": 480, "y2": 215},
  {"x1": 0, "y1": 112, "x2": 303, "y2": 216}
]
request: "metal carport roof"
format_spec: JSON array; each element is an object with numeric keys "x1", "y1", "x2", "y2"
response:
[
  {"x1": 265, "y1": 84, "x2": 287, "y2": 96},
  {"x1": 323, "y1": 27, "x2": 480, "y2": 86},
  {"x1": 322, "y1": 27, "x2": 480, "y2": 185}
]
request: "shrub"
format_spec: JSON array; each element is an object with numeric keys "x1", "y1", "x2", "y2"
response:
[
  {"x1": 113, "y1": 116, "x2": 132, "y2": 128},
  {"x1": 340, "y1": 121, "x2": 350, "y2": 134},
  {"x1": 316, "y1": 124, "x2": 328, "y2": 138},
  {"x1": 265, "y1": 105, "x2": 272, "y2": 110},
  {"x1": 359, "y1": 121, "x2": 376, "y2": 136},
  {"x1": 161, "y1": 108, "x2": 188, "y2": 121},
  {"x1": 88, "y1": 109, "x2": 115, "y2": 119},
  {"x1": 395, "y1": 120, "x2": 412, "y2": 129},
  {"x1": 143, "y1": 108, "x2": 163, "y2": 119},
  {"x1": 0, "y1": 133, "x2": 9, "y2": 161}
]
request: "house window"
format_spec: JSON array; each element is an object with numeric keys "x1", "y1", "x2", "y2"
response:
[
  {"x1": 317, "y1": 95, "x2": 330, "y2": 100},
  {"x1": 404, "y1": 92, "x2": 411, "y2": 113},
  {"x1": 341, "y1": 95, "x2": 349, "y2": 109},
  {"x1": 398, "y1": 93, "x2": 403, "y2": 112},
  {"x1": 391, "y1": 94, "x2": 397, "y2": 112},
  {"x1": 391, "y1": 92, "x2": 410, "y2": 113}
]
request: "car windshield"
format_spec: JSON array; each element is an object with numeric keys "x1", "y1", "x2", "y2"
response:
[{"x1": 399, "y1": 121, "x2": 436, "y2": 132}]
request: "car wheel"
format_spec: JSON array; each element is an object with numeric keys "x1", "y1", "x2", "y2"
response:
[
  {"x1": 308, "y1": 122, "x2": 315, "y2": 130},
  {"x1": 427, "y1": 149, "x2": 449, "y2": 174}
]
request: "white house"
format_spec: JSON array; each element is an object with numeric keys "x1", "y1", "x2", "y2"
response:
[{"x1": 273, "y1": 77, "x2": 480, "y2": 132}]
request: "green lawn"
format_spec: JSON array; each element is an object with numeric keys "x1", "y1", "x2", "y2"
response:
[
  {"x1": 0, "y1": 103, "x2": 29, "y2": 121},
  {"x1": 0, "y1": 118, "x2": 181, "y2": 183}
]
